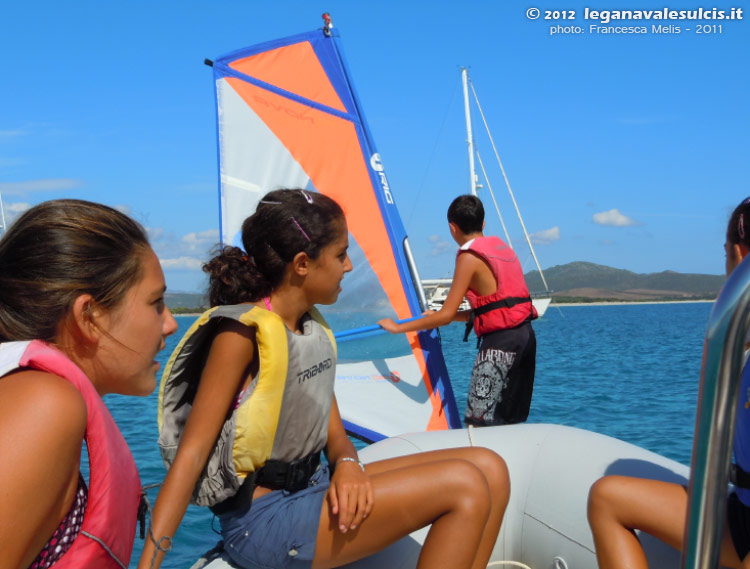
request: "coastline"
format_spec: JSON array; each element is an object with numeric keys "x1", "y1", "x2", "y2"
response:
[
  {"x1": 171, "y1": 298, "x2": 717, "y2": 315},
  {"x1": 552, "y1": 299, "x2": 715, "y2": 307}
]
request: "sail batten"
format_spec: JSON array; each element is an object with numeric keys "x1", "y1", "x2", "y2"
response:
[
  {"x1": 213, "y1": 61, "x2": 359, "y2": 124},
  {"x1": 211, "y1": 26, "x2": 461, "y2": 440}
]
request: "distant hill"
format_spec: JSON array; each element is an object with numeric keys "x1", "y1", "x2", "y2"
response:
[
  {"x1": 165, "y1": 292, "x2": 207, "y2": 312},
  {"x1": 169, "y1": 262, "x2": 726, "y2": 307},
  {"x1": 524, "y1": 261, "x2": 725, "y2": 302}
]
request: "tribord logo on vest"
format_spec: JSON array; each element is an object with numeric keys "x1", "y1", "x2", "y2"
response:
[{"x1": 297, "y1": 358, "x2": 334, "y2": 384}]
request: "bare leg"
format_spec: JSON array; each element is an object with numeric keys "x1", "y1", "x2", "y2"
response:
[
  {"x1": 587, "y1": 475, "x2": 743, "y2": 569},
  {"x1": 365, "y1": 447, "x2": 509, "y2": 569},
  {"x1": 313, "y1": 447, "x2": 509, "y2": 569}
]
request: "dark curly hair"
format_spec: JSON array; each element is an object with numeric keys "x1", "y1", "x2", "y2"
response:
[{"x1": 204, "y1": 189, "x2": 345, "y2": 306}]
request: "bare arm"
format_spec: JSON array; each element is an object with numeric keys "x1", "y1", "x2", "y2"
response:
[
  {"x1": 325, "y1": 396, "x2": 373, "y2": 533},
  {"x1": 378, "y1": 253, "x2": 478, "y2": 333},
  {"x1": 137, "y1": 321, "x2": 255, "y2": 569},
  {"x1": 0, "y1": 372, "x2": 86, "y2": 569}
]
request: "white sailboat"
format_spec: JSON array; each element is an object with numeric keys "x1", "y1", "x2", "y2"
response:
[
  {"x1": 421, "y1": 278, "x2": 470, "y2": 311},
  {"x1": 460, "y1": 67, "x2": 552, "y2": 317}
]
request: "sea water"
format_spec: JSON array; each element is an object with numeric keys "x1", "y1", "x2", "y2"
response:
[{"x1": 108, "y1": 301, "x2": 713, "y2": 568}]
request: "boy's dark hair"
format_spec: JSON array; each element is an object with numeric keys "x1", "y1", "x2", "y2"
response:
[{"x1": 447, "y1": 194, "x2": 484, "y2": 234}]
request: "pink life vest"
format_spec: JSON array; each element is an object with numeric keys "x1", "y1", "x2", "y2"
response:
[
  {"x1": 0, "y1": 340, "x2": 141, "y2": 569},
  {"x1": 460, "y1": 236, "x2": 537, "y2": 337}
]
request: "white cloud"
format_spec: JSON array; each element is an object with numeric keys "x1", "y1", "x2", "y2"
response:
[
  {"x1": 0, "y1": 157, "x2": 25, "y2": 168},
  {"x1": 616, "y1": 117, "x2": 665, "y2": 125},
  {"x1": 530, "y1": 226, "x2": 560, "y2": 245},
  {"x1": 6, "y1": 202, "x2": 31, "y2": 215},
  {"x1": 1, "y1": 201, "x2": 32, "y2": 228},
  {"x1": 147, "y1": 227, "x2": 164, "y2": 241},
  {"x1": 0, "y1": 129, "x2": 27, "y2": 138},
  {"x1": 593, "y1": 209, "x2": 639, "y2": 227},
  {"x1": 147, "y1": 228, "x2": 220, "y2": 268},
  {"x1": 1, "y1": 178, "x2": 83, "y2": 196},
  {"x1": 159, "y1": 256, "x2": 205, "y2": 270},
  {"x1": 182, "y1": 230, "x2": 220, "y2": 251},
  {"x1": 428, "y1": 234, "x2": 453, "y2": 257}
]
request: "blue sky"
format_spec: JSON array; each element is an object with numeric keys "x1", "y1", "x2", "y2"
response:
[{"x1": 1, "y1": 1, "x2": 748, "y2": 292}]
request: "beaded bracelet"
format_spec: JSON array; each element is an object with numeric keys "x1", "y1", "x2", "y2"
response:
[{"x1": 337, "y1": 457, "x2": 365, "y2": 471}]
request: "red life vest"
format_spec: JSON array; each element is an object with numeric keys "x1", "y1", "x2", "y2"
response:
[
  {"x1": 460, "y1": 236, "x2": 537, "y2": 337},
  {"x1": 0, "y1": 340, "x2": 141, "y2": 569}
]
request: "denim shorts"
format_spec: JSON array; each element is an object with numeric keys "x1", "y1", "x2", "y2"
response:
[{"x1": 219, "y1": 465, "x2": 331, "y2": 569}]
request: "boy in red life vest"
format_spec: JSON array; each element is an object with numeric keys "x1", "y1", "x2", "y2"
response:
[{"x1": 379, "y1": 194, "x2": 537, "y2": 426}]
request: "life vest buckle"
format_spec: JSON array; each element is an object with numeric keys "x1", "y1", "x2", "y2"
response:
[{"x1": 258, "y1": 452, "x2": 321, "y2": 493}]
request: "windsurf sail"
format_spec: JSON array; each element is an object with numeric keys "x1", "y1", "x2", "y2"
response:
[{"x1": 208, "y1": 20, "x2": 461, "y2": 441}]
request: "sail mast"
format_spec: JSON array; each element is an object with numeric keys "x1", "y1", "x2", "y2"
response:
[{"x1": 461, "y1": 68, "x2": 478, "y2": 196}]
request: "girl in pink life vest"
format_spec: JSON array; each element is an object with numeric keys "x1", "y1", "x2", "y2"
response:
[
  {"x1": 140, "y1": 189, "x2": 510, "y2": 569},
  {"x1": 0, "y1": 199, "x2": 178, "y2": 569}
]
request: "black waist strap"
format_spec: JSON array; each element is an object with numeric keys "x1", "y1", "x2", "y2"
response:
[
  {"x1": 209, "y1": 452, "x2": 321, "y2": 516},
  {"x1": 256, "y1": 452, "x2": 321, "y2": 492},
  {"x1": 732, "y1": 463, "x2": 750, "y2": 489},
  {"x1": 463, "y1": 296, "x2": 533, "y2": 343}
]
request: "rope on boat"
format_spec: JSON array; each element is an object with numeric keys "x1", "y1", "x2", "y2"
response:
[{"x1": 475, "y1": 149, "x2": 513, "y2": 249}]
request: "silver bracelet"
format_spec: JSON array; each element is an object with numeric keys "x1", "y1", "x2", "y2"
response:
[{"x1": 337, "y1": 457, "x2": 365, "y2": 471}]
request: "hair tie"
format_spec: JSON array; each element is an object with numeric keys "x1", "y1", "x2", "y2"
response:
[
  {"x1": 290, "y1": 217, "x2": 311, "y2": 241},
  {"x1": 740, "y1": 213, "x2": 746, "y2": 240},
  {"x1": 299, "y1": 190, "x2": 314, "y2": 204}
]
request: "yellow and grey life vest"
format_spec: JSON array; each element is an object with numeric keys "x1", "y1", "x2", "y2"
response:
[{"x1": 157, "y1": 304, "x2": 337, "y2": 507}]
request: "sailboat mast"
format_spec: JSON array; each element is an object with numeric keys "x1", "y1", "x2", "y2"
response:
[
  {"x1": 0, "y1": 184, "x2": 6, "y2": 238},
  {"x1": 461, "y1": 68, "x2": 478, "y2": 196},
  {"x1": 461, "y1": 69, "x2": 551, "y2": 295}
]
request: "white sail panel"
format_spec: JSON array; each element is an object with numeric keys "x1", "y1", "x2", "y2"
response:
[{"x1": 217, "y1": 80, "x2": 309, "y2": 245}]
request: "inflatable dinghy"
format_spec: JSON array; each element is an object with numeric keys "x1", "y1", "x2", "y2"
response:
[{"x1": 191, "y1": 423, "x2": 687, "y2": 569}]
